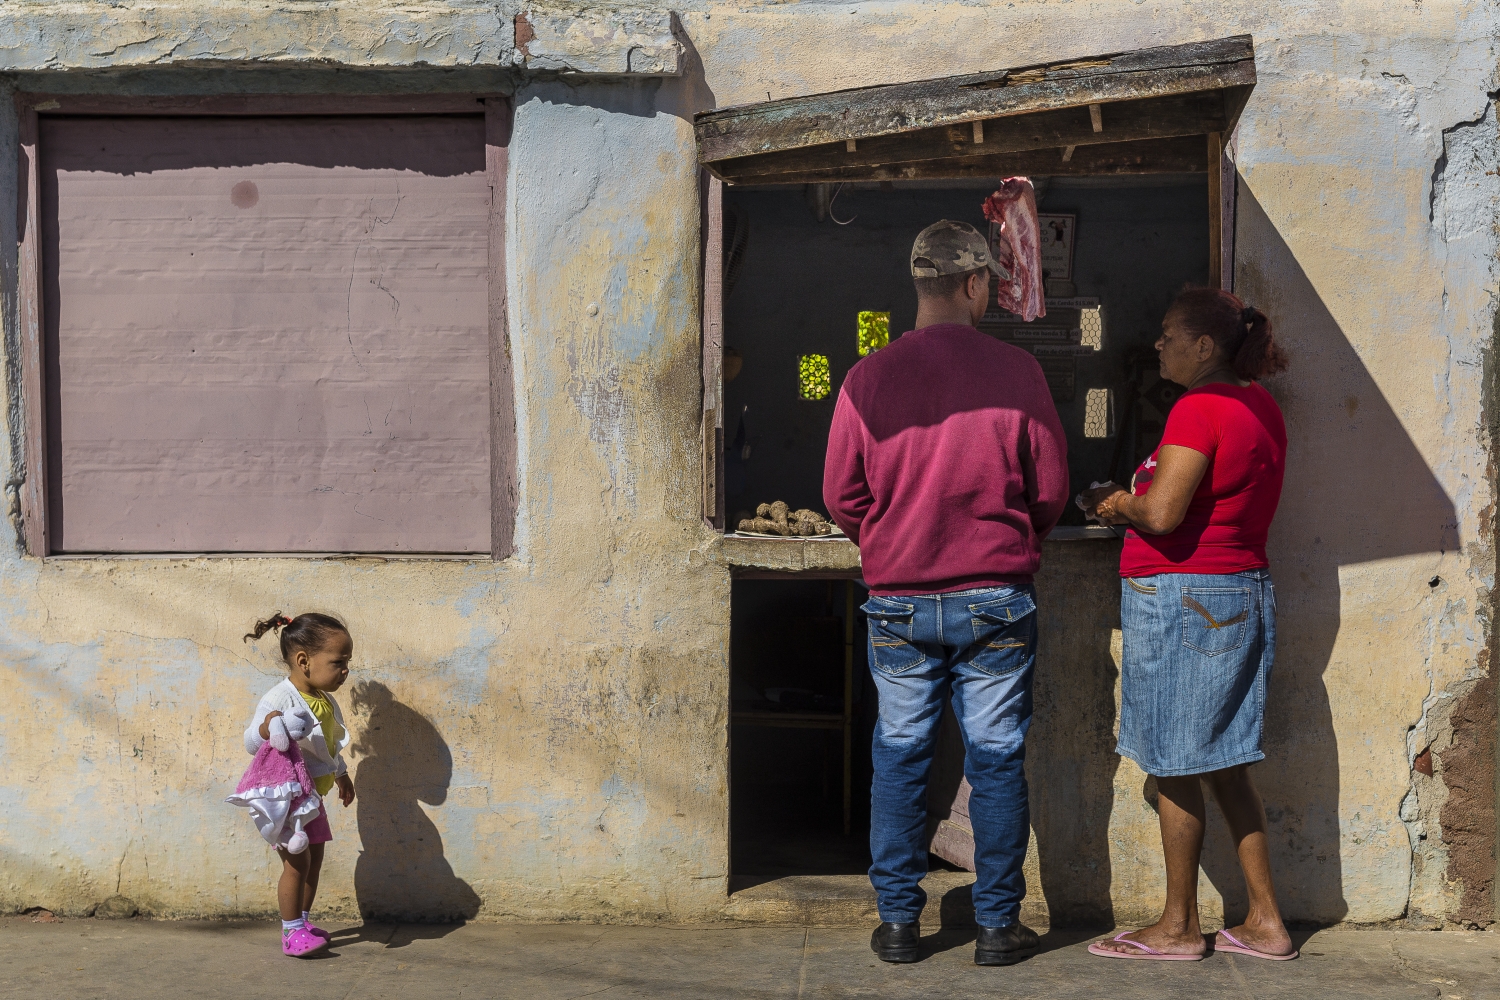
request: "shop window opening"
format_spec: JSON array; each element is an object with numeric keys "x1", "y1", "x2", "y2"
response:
[
  {"x1": 716, "y1": 175, "x2": 1216, "y2": 884},
  {"x1": 857, "y1": 311, "x2": 890, "y2": 356}
]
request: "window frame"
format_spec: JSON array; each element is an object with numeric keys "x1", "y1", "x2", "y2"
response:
[
  {"x1": 700, "y1": 171, "x2": 725, "y2": 530},
  {"x1": 13, "y1": 92, "x2": 518, "y2": 560},
  {"x1": 695, "y1": 36, "x2": 1251, "y2": 535}
]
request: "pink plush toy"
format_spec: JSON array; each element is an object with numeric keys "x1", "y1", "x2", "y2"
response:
[{"x1": 226, "y1": 704, "x2": 321, "y2": 854}]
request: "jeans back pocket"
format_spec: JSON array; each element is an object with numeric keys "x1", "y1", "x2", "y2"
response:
[
  {"x1": 861, "y1": 597, "x2": 925, "y2": 674},
  {"x1": 1181, "y1": 587, "x2": 1252, "y2": 656},
  {"x1": 967, "y1": 592, "x2": 1037, "y2": 677}
]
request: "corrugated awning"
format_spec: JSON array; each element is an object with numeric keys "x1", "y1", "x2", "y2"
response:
[{"x1": 694, "y1": 35, "x2": 1255, "y2": 184}]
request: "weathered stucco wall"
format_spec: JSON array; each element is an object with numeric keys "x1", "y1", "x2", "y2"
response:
[
  {"x1": 0, "y1": 49, "x2": 732, "y2": 921},
  {"x1": 0, "y1": 0, "x2": 1495, "y2": 929}
]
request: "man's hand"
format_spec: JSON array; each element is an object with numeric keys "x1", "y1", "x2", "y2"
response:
[{"x1": 335, "y1": 773, "x2": 355, "y2": 807}]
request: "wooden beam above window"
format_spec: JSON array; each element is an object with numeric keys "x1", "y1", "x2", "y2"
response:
[
  {"x1": 695, "y1": 34, "x2": 1255, "y2": 185},
  {"x1": 725, "y1": 133, "x2": 1209, "y2": 186},
  {"x1": 710, "y1": 90, "x2": 1226, "y2": 185}
]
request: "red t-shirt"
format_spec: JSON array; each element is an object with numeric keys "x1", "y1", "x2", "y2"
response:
[{"x1": 1119, "y1": 382, "x2": 1287, "y2": 577}]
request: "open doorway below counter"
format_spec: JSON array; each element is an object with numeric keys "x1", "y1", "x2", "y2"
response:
[{"x1": 729, "y1": 577, "x2": 874, "y2": 889}]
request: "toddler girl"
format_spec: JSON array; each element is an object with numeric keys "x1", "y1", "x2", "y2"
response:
[{"x1": 243, "y1": 611, "x2": 355, "y2": 957}]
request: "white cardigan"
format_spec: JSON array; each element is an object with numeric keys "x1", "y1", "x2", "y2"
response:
[{"x1": 243, "y1": 678, "x2": 349, "y2": 782}]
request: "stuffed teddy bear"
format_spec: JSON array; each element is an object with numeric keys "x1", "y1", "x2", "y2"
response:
[
  {"x1": 265, "y1": 705, "x2": 314, "y2": 753},
  {"x1": 226, "y1": 704, "x2": 322, "y2": 854}
]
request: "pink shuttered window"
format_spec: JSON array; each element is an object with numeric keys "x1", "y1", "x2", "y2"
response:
[{"x1": 41, "y1": 115, "x2": 493, "y2": 553}]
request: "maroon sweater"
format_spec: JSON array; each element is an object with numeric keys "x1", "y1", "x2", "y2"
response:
[{"x1": 823, "y1": 323, "x2": 1069, "y2": 595}]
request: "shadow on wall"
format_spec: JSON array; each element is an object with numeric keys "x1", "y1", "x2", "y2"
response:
[
  {"x1": 350, "y1": 681, "x2": 480, "y2": 925},
  {"x1": 39, "y1": 116, "x2": 487, "y2": 177},
  {"x1": 1192, "y1": 182, "x2": 1459, "y2": 926},
  {"x1": 997, "y1": 182, "x2": 1458, "y2": 930},
  {"x1": 526, "y1": 23, "x2": 716, "y2": 123}
]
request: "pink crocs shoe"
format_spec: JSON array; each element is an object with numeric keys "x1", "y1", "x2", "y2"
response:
[
  {"x1": 282, "y1": 927, "x2": 328, "y2": 958},
  {"x1": 305, "y1": 922, "x2": 330, "y2": 940}
]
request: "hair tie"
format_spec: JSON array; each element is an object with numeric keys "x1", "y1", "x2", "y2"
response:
[{"x1": 1241, "y1": 306, "x2": 1256, "y2": 326}]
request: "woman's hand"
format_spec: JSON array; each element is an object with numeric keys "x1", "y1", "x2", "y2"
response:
[
  {"x1": 335, "y1": 773, "x2": 356, "y2": 807},
  {"x1": 1078, "y1": 485, "x2": 1130, "y2": 525},
  {"x1": 1086, "y1": 446, "x2": 1212, "y2": 535}
]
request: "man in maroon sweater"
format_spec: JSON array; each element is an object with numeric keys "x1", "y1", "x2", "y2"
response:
[{"x1": 824, "y1": 220, "x2": 1068, "y2": 967}]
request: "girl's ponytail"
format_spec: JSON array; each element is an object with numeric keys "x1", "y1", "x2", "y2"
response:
[
  {"x1": 244, "y1": 611, "x2": 349, "y2": 662},
  {"x1": 244, "y1": 612, "x2": 293, "y2": 643}
]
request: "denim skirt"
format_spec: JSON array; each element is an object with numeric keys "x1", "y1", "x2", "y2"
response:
[{"x1": 1116, "y1": 569, "x2": 1275, "y2": 777}]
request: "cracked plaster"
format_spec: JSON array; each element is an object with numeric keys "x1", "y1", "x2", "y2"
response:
[
  {"x1": 0, "y1": 3, "x2": 688, "y2": 78},
  {"x1": 0, "y1": 2, "x2": 518, "y2": 71}
]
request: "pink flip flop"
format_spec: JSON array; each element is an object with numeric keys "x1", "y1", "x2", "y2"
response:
[
  {"x1": 1087, "y1": 932, "x2": 1204, "y2": 961},
  {"x1": 1215, "y1": 930, "x2": 1298, "y2": 961}
]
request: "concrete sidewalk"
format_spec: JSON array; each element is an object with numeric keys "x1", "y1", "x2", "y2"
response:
[{"x1": 1, "y1": 916, "x2": 1494, "y2": 999}]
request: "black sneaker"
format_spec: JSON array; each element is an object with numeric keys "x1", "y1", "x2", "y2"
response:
[
  {"x1": 870, "y1": 921, "x2": 920, "y2": 963},
  {"x1": 975, "y1": 923, "x2": 1040, "y2": 966}
]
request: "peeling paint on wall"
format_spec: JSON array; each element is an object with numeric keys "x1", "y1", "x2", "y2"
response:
[
  {"x1": 1431, "y1": 97, "x2": 1499, "y2": 242},
  {"x1": 1438, "y1": 669, "x2": 1496, "y2": 926}
]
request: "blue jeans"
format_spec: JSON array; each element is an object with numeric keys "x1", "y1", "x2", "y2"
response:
[{"x1": 863, "y1": 585, "x2": 1037, "y2": 928}]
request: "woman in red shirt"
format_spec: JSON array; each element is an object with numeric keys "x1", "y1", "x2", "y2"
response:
[{"x1": 1081, "y1": 289, "x2": 1296, "y2": 962}]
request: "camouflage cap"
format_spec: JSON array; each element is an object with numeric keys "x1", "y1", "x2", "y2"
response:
[{"x1": 910, "y1": 220, "x2": 999, "y2": 278}]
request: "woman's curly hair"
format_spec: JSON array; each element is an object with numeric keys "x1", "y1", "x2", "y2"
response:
[{"x1": 1168, "y1": 287, "x2": 1289, "y2": 381}]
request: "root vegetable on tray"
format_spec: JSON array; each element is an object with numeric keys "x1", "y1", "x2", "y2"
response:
[{"x1": 738, "y1": 502, "x2": 835, "y2": 537}]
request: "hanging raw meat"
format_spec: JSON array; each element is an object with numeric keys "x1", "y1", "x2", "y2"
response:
[{"x1": 982, "y1": 178, "x2": 1046, "y2": 321}]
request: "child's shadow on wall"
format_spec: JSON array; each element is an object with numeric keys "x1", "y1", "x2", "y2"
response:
[{"x1": 349, "y1": 681, "x2": 481, "y2": 926}]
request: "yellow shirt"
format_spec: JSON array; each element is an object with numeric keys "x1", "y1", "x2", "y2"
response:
[{"x1": 299, "y1": 689, "x2": 344, "y2": 797}]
